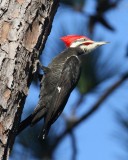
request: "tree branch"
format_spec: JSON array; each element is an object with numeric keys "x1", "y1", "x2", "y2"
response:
[{"x1": 70, "y1": 131, "x2": 77, "y2": 160}]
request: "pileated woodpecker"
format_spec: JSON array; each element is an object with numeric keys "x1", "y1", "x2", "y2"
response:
[{"x1": 19, "y1": 35, "x2": 108, "y2": 139}]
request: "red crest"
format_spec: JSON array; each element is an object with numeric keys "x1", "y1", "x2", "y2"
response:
[{"x1": 60, "y1": 35, "x2": 91, "y2": 47}]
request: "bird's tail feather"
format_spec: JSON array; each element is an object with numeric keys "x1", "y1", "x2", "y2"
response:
[
  {"x1": 17, "y1": 114, "x2": 33, "y2": 134},
  {"x1": 18, "y1": 108, "x2": 46, "y2": 135},
  {"x1": 31, "y1": 108, "x2": 46, "y2": 126},
  {"x1": 38, "y1": 126, "x2": 50, "y2": 140}
]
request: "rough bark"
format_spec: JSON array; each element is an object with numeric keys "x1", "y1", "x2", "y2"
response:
[{"x1": 0, "y1": 0, "x2": 59, "y2": 159}]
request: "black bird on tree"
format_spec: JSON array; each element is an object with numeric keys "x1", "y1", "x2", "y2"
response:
[{"x1": 18, "y1": 35, "x2": 108, "y2": 139}]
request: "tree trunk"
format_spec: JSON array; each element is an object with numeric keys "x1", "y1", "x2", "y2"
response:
[{"x1": 0, "y1": 0, "x2": 59, "y2": 159}]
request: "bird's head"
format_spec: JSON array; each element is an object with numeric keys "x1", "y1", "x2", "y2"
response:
[{"x1": 61, "y1": 35, "x2": 108, "y2": 53}]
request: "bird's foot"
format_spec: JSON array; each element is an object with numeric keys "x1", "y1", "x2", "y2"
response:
[{"x1": 32, "y1": 59, "x2": 40, "y2": 74}]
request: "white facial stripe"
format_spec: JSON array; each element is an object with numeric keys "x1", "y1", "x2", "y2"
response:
[
  {"x1": 83, "y1": 40, "x2": 93, "y2": 43},
  {"x1": 70, "y1": 40, "x2": 93, "y2": 48},
  {"x1": 79, "y1": 43, "x2": 99, "y2": 53}
]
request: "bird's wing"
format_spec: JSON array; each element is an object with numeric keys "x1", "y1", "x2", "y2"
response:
[
  {"x1": 31, "y1": 68, "x2": 52, "y2": 121},
  {"x1": 42, "y1": 56, "x2": 81, "y2": 138}
]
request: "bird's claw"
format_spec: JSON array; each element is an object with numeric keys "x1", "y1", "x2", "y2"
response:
[{"x1": 33, "y1": 60, "x2": 40, "y2": 74}]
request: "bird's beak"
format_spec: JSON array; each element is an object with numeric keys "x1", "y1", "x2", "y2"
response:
[
  {"x1": 81, "y1": 40, "x2": 109, "y2": 46},
  {"x1": 94, "y1": 41, "x2": 110, "y2": 46},
  {"x1": 81, "y1": 40, "x2": 109, "y2": 54}
]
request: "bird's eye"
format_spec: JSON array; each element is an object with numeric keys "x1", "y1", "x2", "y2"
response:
[
  {"x1": 81, "y1": 38, "x2": 86, "y2": 41},
  {"x1": 77, "y1": 38, "x2": 86, "y2": 42}
]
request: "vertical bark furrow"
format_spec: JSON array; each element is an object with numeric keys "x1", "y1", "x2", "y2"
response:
[{"x1": 0, "y1": 0, "x2": 59, "y2": 159}]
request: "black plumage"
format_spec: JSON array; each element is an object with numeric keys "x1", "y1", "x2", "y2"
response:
[
  {"x1": 31, "y1": 48, "x2": 82, "y2": 138},
  {"x1": 18, "y1": 35, "x2": 107, "y2": 138}
]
